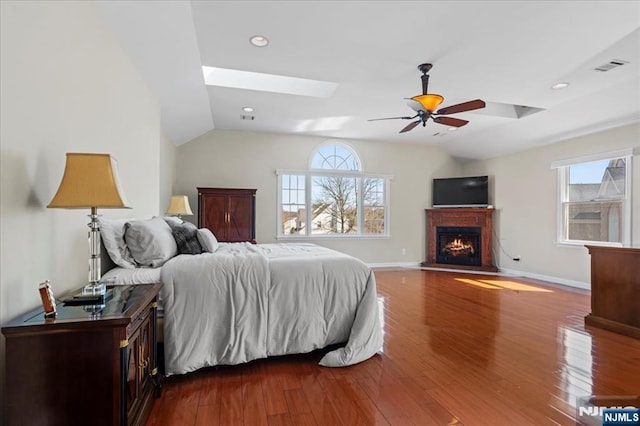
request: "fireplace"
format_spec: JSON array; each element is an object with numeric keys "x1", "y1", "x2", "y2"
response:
[
  {"x1": 422, "y1": 208, "x2": 497, "y2": 272},
  {"x1": 436, "y1": 226, "x2": 481, "y2": 266}
]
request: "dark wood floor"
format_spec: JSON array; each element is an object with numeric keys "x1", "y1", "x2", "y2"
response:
[{"x1": 146, "y1": 269, "x2": 640, "y2": 425}]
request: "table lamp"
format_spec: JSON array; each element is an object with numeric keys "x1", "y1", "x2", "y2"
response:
[
  {"x1": 48, "y1": 153, "x2": 130, "y2": 296},
  {"x1": 166, "y1": 195, "x2": 193, "y2": 218}
]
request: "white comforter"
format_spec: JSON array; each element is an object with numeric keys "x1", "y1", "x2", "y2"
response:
[{"x1": 160, "y1": 242, "x2": 382, "y2": 375}]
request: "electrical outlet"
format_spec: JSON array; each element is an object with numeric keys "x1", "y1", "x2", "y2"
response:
[{"x1": 402, "y1": 248, "x2": 406, "y2": 256}]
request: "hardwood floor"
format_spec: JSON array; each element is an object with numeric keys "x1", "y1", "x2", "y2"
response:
[{"x1": 146, "y1": 269, "x2": 640, "y2": 425}]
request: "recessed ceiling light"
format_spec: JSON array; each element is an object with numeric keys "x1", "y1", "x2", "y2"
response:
[
  {"x1": 242, "y1": 107, "x2": 254, "y2": 112},
  {"x1": 551, "y1": 82, "x2": 570, "y2": 90},
  {"x1": 202, "y1": 66, "x2": 338, "y2": 98},
  {"x1": 250, "y1": 35, "x2": 269, "y2": 47}
]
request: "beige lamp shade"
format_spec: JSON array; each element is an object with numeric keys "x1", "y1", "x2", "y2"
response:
[
  {"x1": 166, "y1": 195, "x2": 193, "y2": 216},
  {"x1": 47, "y1": 153, "x2": 130, "y2": 209}
]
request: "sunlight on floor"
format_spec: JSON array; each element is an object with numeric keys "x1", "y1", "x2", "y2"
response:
[
  {"x1": 377, "y1": 296, "x2": 386, "y2": 353},
  {"x1": 455, "y1": 278, "x2": 554, "y2": 292},
  {"x1": 559, "y1": 326, "x2": 593, "y2": 416}
]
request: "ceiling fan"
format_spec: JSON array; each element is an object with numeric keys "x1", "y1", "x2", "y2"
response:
[{"x1": 369, "y1": 63, "x2": 486, "y2": 133}]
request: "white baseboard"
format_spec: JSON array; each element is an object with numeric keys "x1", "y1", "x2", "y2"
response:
[
  {"x1": 367, "y1": 262, "x2": 590, "y2": 290},
  {"x1": 498, "y1": 267, "x2": 590, "y2": 290}
]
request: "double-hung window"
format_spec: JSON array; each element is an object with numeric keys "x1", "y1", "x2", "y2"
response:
[
  {"x1": 552, "y1": 149, "x2": 633, "y2": 246},
  {"x1": 277, "y1": 141, "x2": 391, "y2": 238}
]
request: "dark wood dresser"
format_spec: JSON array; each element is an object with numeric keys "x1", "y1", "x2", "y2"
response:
[
  {"x1": 584, "y1": 245, "x2": 639, "y2": 339},
  {"x1": 198, "y1": 187, "x2": 256, "y2": 243},
  {"x1": 1, "y1": 283, "x2": 162, "y2": 426}
]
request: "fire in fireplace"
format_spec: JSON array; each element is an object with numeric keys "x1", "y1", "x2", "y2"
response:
[{"x1": 436, "y1": 226, "x2": 481, "y2": 266}]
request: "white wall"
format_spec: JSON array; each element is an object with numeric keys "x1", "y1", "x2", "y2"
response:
[
  {"x1": 463, "y1": 123, "x2": 640, "y2": 287},
  {"x1": 175, "y1": 129, "x2": 462, "y2": 264},
  {"x1": 0, "y1": 1, "x2": 170, "y2": 412},
  {"x1": 159, "y1": 130, "x2": 177, "y2": 213}
]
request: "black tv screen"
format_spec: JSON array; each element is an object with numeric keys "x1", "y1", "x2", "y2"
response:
[{"x1": 432, "y1": 176, "x2": 489, "y2": 208}]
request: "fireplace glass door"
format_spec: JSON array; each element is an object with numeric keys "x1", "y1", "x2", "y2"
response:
[{"x1": 436, "y1": 226, "x2": 481, "y2": 266}]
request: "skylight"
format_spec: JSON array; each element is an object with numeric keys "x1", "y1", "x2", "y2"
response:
[{"x1": 202, "y1": 66, "x2": 338, "y2": 98}]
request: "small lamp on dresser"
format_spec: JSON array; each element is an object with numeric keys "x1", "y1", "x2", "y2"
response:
[
  {"x1": 166, "y1": 195, "x2": 193, "y2": 218},
  {"x1": 47, "y1": 153, "x2": 130, "y2": 296}
]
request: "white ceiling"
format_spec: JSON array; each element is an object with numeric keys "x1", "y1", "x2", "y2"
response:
[{"x1": 96, "y1": 1, "x2": 640, "y2": 161}]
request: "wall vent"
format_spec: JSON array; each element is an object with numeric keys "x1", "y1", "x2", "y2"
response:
[{"x1": 594, "y1": 59, "x2": 629, "y2": 72}]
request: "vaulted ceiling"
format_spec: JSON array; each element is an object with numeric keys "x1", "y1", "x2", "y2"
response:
[{"x1": 97, "y1": 1, "x2": 640, "y2": 161}]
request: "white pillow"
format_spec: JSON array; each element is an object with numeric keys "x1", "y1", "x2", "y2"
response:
[
  {"x1": 98, "y1": 218, "x2": 136, "y2": 269},
  {"x1": 124, "y1": 217, "x2": 178, "y2": 267},
  {"x1": 157, "y1": 215, "x2": 183, "y2": 227},
  {"x1": 197, "y1": 228, "x2": 219, "y2": 253}
]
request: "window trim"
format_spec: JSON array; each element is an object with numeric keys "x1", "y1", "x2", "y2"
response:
[{"x1": 552, "y1": 148, "x2": 633, "y2": 247}]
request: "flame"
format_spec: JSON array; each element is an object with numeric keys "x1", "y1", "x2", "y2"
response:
[{"x1": 443, "y1": 238, "x2": 475, "y2": 256}]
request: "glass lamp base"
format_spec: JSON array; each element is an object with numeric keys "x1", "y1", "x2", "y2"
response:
[
  {"x1": 82, "y1": 282, "x2": 106, "y2": 296},
  {"x1": 82, "y1": 303, "x2": 106, "y2": 318}
]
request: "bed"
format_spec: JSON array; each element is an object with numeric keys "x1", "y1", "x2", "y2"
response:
[{"x1": 99, "y1": 217, "x2": 383, "y2": 376}]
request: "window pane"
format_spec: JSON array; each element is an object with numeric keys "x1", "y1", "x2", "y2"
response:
[
  {"x1": 565, "y1": 201, "x2": 622, "y2": 243},
  {"x1": 364, "y1": 206, "x2": 385, "y2": 234},
  {"x1": 281, "y1": 174, "x2": 306, "y2": 235},
  {"x1": 311, "y1": 176, "x2": 357, "y2": 234},
  {"x1": 363, "y1": 178, "x2": 385, "y2": 234},
  {"x1": 569, "y1": 158, "x2": 625, "y2": 202}
]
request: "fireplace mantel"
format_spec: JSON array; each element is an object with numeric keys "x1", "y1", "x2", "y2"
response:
[{"x1": 421, "y1": 208, "x2": 498, "y2": 272}]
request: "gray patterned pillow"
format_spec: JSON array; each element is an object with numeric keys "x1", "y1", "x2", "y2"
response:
[{"x1": 169, "y1": 221, "x2": 203, "y2": 255}]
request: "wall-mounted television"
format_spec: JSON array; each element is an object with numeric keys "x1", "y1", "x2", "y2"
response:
[{"x1": 432, "y1": 175, "x2": 489, "y2": 208}]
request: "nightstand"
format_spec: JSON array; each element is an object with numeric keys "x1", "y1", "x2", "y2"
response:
[{"x1": 1, "y1": 283, "x2": 162, "y2": 426}]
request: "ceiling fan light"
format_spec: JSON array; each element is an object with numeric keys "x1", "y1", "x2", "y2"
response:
[{"x1": 411, "y1": 94, "x2": 444, "y2": 112}]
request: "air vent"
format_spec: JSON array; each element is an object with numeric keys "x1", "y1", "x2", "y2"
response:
[
  {"x1": 241, "y1": 115, "x2": 255, "y2": 120},
  {"x1": 594, "y1": 59, "x2": 629, "y2": 72}
]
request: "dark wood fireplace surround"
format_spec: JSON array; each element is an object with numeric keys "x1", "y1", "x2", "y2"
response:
[{"x1": 421, "y1": 208, "x2": 498, "y2": 272}]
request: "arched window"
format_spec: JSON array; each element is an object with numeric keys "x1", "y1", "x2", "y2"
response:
[
  {"x1": 277, "y1": 140, "x2": 391, "y2": 238},
  {"x1": 309, "y1": 142, "x2": 360, "y2": 171}
]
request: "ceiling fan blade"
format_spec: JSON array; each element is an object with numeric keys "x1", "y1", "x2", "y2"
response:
[
  {"x1": 433, "y1": 116, "x2": 469, "y2": 127},
  {"x1": 399, "y1": 120, "x2": 421, "y2": 133},
  {"x1": 436, "y1": 99, "x2": 486, "y2": 115},
  {"x1": 368, "y1": 114, "x2": 417, "y2": 121}
]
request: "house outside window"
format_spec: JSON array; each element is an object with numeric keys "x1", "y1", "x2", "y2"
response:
[
  {"x1": 552, "y1": 149, "x2": 633, "y2": 246},
  {"x1": 277, "y1": 141, "x2": 391, "y2": 238}
]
